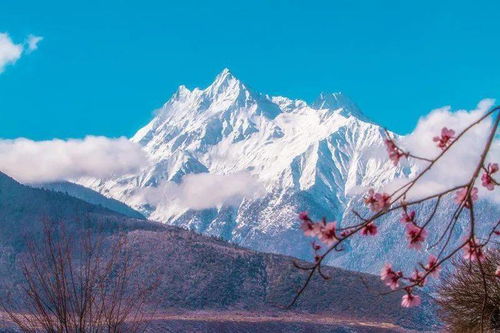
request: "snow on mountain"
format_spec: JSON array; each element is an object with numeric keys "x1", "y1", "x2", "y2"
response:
[{"x1": 78, "y1": 69, "x2": 498, "y2": 275}]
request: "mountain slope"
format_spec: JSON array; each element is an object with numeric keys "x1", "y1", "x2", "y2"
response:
[
  {"x1": 0, "y1": 170, "x2": 437, "y2": 330},
  {"x1": 31, "y1": 181, "x2": 145, "y2": 219},
  {"x1": 0, "y1": 171, "x2": 158, "y2": 252},
  {"x1": 78, "y1": 69, "x2": 498, "y2": 276}
]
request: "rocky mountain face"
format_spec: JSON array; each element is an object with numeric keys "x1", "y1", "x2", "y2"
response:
[{"x1": 78, "y1": 69, "x2": 498, "y2": 275}]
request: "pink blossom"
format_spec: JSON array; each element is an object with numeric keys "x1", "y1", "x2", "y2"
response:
[
  {"x1": 489, "y1": 162, "x2": 499, "y2": 174},
  {"x1": 384, "y1": 139, "x2": 407, "y2": 165},
  {"x1": 318, "y1": 222, "x2": 337, "y2": 246},
  {"x1": 410, "y1": 269, "x2": 426, "y2": 287},
  {"x1": 424, "y1": 255, "x2": 441, "y2": 278},
  {"x1": 340, "y1": 229, "x2": 352, "y2": 238},
  {"x1": 463, "y1": 238, "x2": 485, "y2": 262},
  {"x1": 400, "y1": 210, "x2": 416, "y2": 224},
  {"x1": 300, "y1": 220, "x2": 317, "y2": 237},
  {"x1": 300, "y1": 212, "x2": 324, "y2": 237},
  {"x1": 481, "y1": 175, "x2": 495, "y2": 191},
  {"x1": 380, "y1": 263, "x2": 402, "y2": 290},
  {"x1": 433, "y1": 127, "x2": 455, "y2": 149},
  {"x1": 401, "y1": 289, "x2": 421, "y2": 308},
  {"x1": 375, "y1": 193, "x2": 391, "y2": 211},
  {"x1": 470, "y1": 187, "x2": 479, "y2": 201},
  {"x1": 311, "y1": 241, "x2": 321, "y2": 251},
  {"x1": 299, "y1": 211, "x2": 310, "y2": 221},
  {"x1": 482, "y1": 173, "x2": 495, "y2": 191},
  {"x1": 405, "y1": 224, "x2": 427, "y2": 250},
  {"x1": 380, "y1": 263, "x2": 394, "y2": 281},
  {"x1": 364, "y1": 189, "x2": 391, "y2": 212},
  {"x1": 361, "y1": 222, "x2": 378, "y2": 236},
  {"x1": 496, "y1": 267, "x2": 500, "y2": 278},
  {"x1": 364, "y1": 189, "x2": 377, "y2": 210},
  {"x1": 481, "y1": 163, "x2": 498, "y2": 191},
  {"x1": 454, "y1": 187, "x2": 478, "y2": 208}
]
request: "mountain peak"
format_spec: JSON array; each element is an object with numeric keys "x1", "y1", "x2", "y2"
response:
[
  {"x1": 172, "y1": 85, "x2": 191, "y2": 100},
  {"x1": 313, "y1": 92, "x2": 350, "y2": 109},
  {"x1": 205, "y1": 68, "x2": 252, "y2": 101},
  {"x1": 313, "y1": 92, "x2": 367, "y2": 120},
  {"x1": 215, "y1": 67, "x2": 234, "y2": 81},
  {"x1": 210, "y1": 68, "x2": 239, "y2": 88}
]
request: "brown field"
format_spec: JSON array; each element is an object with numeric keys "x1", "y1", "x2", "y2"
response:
[{"x1": 0, "y1": 310, "x2": 437, "y2": 333}]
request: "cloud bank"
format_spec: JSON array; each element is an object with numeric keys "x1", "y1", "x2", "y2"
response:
[
  {"x1": 0, "y1": 32, "x2": 42, "y2": 73},
  {"x1": 0, "y1": 33, "x2": 23, "y2": 73},
  {"x1": 138, "y1": 172, "x2": 265, "y2": 210},
  {"x1": 385, "y1": 98, "x2": 499, "y2": 202},
  {"x1": 0, "y1": 136, "x2": 148, "y2": 183}
]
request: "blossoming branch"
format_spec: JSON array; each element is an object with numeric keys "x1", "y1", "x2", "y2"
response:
[{"x1": 289, "y1": 105, "x2": 500, "y2": 320}]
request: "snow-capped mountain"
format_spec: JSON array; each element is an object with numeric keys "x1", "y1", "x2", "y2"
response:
[{"x1": 79, "y1": 69, "x2": 497, "y2": 274}]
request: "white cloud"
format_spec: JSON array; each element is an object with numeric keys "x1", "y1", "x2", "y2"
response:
[
  {"x1": 138, "y1": 172, "x2": 265, "y2": 210},
  {"x1": 0, "y1": 136, "x2": 148, "y2": 183},
  {"x1": 26, "y1": 34, "x2": 43, "y2": 52},
  {"x1": 0, "y1": 33, "x2": 23, "y2": 73},
  {"x1": 0, "y1": 32, "x2": 43, "y2": 73},
  {"x1": 385, "y1": 98, "x2": 499, "y2": 203}
]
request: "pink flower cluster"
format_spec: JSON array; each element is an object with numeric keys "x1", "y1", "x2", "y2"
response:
[
  {"x1": 299, "y1": 213, "x2": 338, "y2": 246},
  {"x1": 384, "y1": 139, "x2": 408, "y2": 165},
  {"x1": 318, "y1": 222, "x2": 338, "y2": 246},
  {"x1": 410, "y1": 270, "x2": 425, "y2": 287},
  {"x1": 424, "y1": 255, "x2": 441, "y2": 278},
  {"x1": 364, "y1": 189, "x2": 391, "y2": 212},
  {"x1": 400, "y1": 210, "x2": 416, "y2": 224},
  {"x1": 433, "y1": 127, "x2": 455, "y2": 149},
  {"x1": 415, "y1": 255, "x2": 442, "y2": 286},
  {"x1": 380, "y1": 255, "x2": 441, "y2": 307},
  {"x1": 400, "y1": 209, "x2": 427, "y2": 250},
  {"x1": 299, "y1": 212, "x2": 317, "y2": 237},
  {"x1": 405, "y1": 224, "x2": 428, "y2": 250},
  {"x1": 463, "y1": 238, "x2": 485, "y2": 262},
  {"x1": 481, "y1": 162, "x2": 498, "y2": 191},
  {"x1": 382, "y1": 266, "x2": 422, "y2": 308},
  {"x1": 295, "y1": 116, "x2": 499, "y2": 311},
  {"x1": 401, "y1": 288, "x2": 421, "y2": 308},
  {"x1": 361, "y1": 222, "x2": 378, "y2": 236},
  {"x1": 380, "y1": 264, "x2": 402, "y2": 290},
  {"x1": 339, "y1": 229, "x2": 354, "y2": 238},
  {"x1": 454, "y1": 187, "x2": 478, "y2": 209}
]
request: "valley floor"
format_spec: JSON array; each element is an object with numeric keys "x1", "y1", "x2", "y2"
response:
[{"x1": 1, "y1": 310, "x2": 436, "y2": 332}]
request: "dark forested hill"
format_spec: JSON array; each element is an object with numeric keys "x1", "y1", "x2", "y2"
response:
[
  {"x1": 0, "y1": 172, "x2": 158, "y2": 251},
  {"x1": 31, "y1": 181, "x2": 145, "y2": 219}
]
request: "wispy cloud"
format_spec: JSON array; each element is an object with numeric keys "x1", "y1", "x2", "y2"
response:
[
  {"x1": 26, "y1": 34, "x2": 43, "y2": 52},
  {"x1": 0, "y1": 32, "x2": 43, "y2": 73},
  {"x1": 0, "y1": 136, "x2": 148, "y2": 183},
  {"x1": 138, "y1": 172, "x2": 265, "y2": 210}
]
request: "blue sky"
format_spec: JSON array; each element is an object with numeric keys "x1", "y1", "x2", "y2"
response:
[{"x1": 0, "y1": 0, "x2": 498, "y2": 140}]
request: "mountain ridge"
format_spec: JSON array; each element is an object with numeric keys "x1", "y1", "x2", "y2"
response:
[
  {"x1": 31, "y1": 181, "x2": 145, "y2": 219},
  {"x1": 77, "y1": 69, "x2": 498, "y2": 276}
]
